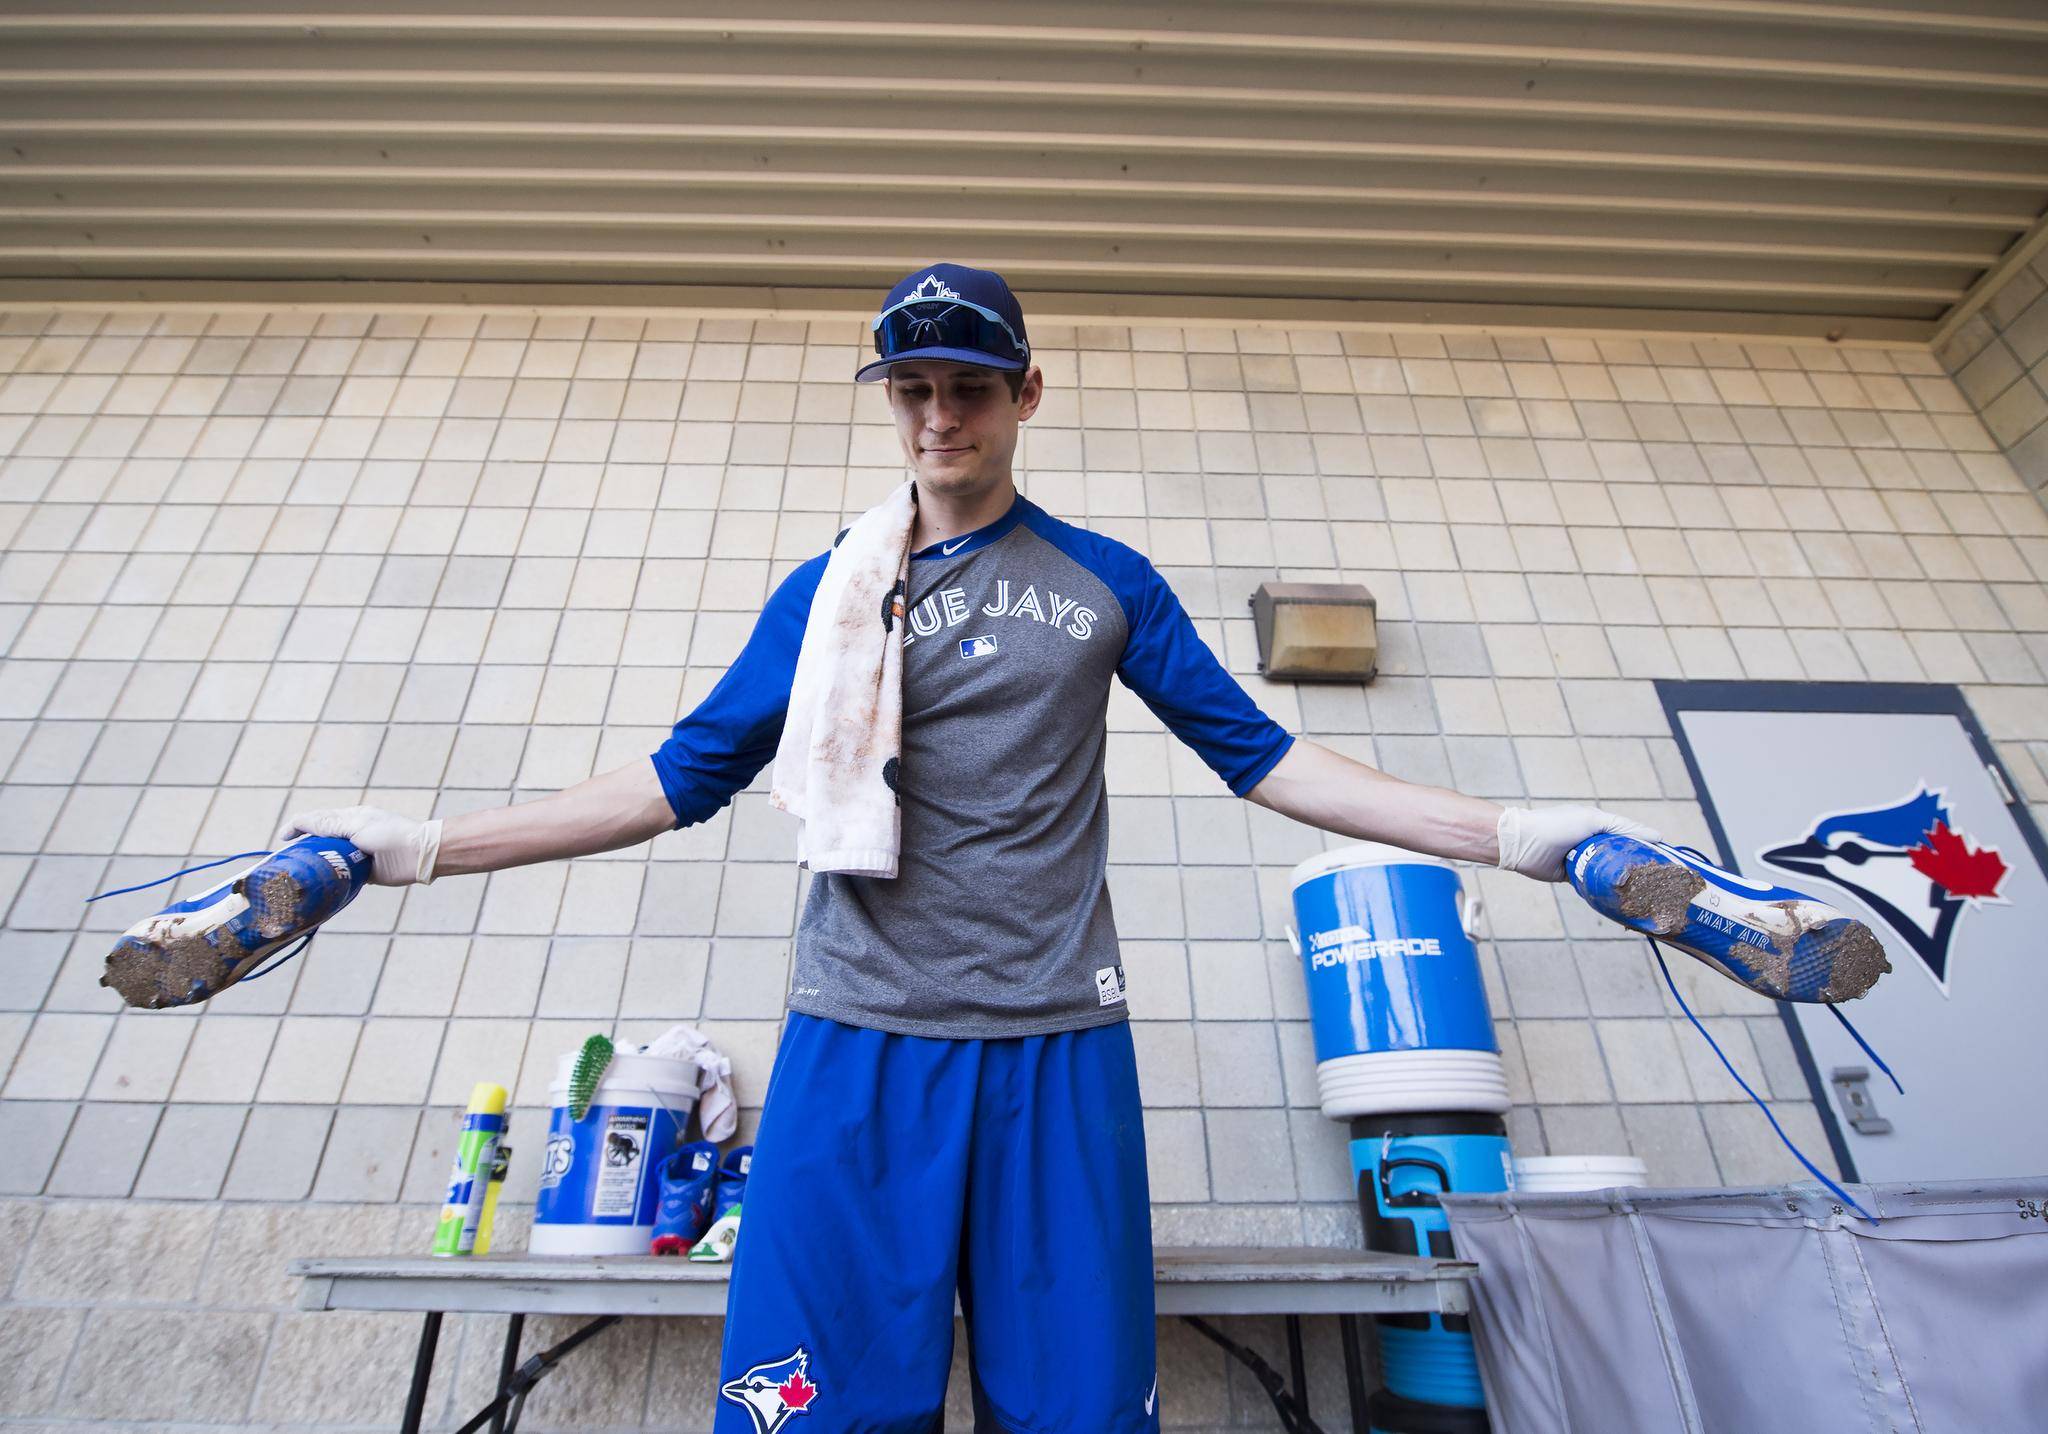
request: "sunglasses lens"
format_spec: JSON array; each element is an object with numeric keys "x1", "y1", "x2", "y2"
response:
[{"x1": 874, "y1": 303, "x2": 1025, "y2": 365}]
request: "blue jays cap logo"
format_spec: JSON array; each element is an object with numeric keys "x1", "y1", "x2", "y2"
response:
[
  {"x1": 857, "y1": 262, "x2": 1029, "y2": 381},
  {"x1": 719, "y1": 1347, "x2": 819, "y2": 1433},
  {"x1": 1759, "y1": 784, "x2": 2009, "y2": 991},
  {"x1": 906, "y1": 272, "x2": 963, "y2": 301}
]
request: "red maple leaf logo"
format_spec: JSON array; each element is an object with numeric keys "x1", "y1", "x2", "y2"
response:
[
  {"x1": 779, "y1": 1371, "x2": 817, "y2": 1410},
  {"x1": 1909, "y1": 821, "x2": 2008, "y2": 901}
]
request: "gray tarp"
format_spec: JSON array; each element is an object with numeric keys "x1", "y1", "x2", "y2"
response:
[{"x1": 1438, "y1": 1179, "x2": 2048, "y2": 1434}]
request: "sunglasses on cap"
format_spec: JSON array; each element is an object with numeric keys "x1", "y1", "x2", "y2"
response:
[{"x1": 869, "y1": 294, "x2": 1029, "y2": 370}]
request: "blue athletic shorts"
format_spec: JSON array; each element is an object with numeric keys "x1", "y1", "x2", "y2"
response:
[{"x1": 714, "y1": 1012, "x2": 1159, "y2": 1433}]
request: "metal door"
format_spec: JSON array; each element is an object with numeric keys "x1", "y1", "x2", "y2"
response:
[{"x1": 1661, "y1": 683, "x2": 2047, "y2": 1184}]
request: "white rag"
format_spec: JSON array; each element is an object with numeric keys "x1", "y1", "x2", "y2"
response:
[
  {"x1": 638, "y1": 1022, "x2": 738, "y2": 1142},
  {"x1": 768, "y1": 479, "x2": 916, "y2": 877}
]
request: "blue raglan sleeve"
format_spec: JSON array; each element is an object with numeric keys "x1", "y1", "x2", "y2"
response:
[
  {"x1": 648, "y1": 551, "x2": 827, "y2": 828},
  {"x1": 1111, "y1": 548, "x2": 1295, "y2": 797}
]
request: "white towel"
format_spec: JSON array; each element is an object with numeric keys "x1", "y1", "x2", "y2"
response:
[
  {"x1": 638, "y1": 1022, "x2": 738, "y2": 1143},
  {"x1": 768, "y1": 479, "x2": 916, "y2": 877}
]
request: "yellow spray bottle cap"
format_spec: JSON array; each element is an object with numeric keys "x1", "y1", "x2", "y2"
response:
[{"x1": 466, "y1": 1081, "x2": 508, "y2": 1116}]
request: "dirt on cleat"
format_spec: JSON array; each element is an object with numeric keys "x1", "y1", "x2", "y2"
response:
[
  {"x1": 1613, "y1": 860, "x2": 1705, "y2": 937},
  {"x1": 101, "y1": 930, "x2": 232, "y2": 1010},
  {"x1": 1803, "y1": 920, "x2": 1890, "y2": 1003}
]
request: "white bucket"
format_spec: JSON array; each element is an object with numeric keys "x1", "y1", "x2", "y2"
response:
[
  {"x1": 529, "y1": 1050, "x2": 700, "y2": 1256},
  {"x1": 1315, "y1": 1048, "x2": 1510, "y2": 1119},
  {"x1": 1512, "y1": 1155, "x2": 1649, "y2": 1193}
]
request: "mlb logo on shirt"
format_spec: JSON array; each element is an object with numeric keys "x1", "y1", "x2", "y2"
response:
[
  {"x1": 959, "y1": 635, "x2": 999, "y2": 659},
  {"x1": 1095, "y1": 965, "x2": 1126, "y2": 1007}
]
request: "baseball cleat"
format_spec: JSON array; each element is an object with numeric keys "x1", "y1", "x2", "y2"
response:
[
  {"x1": 1568, "y1": 834, "x2": 1891, "y2": 1003},
  {"x1": 651, "y1": 1141, "x2": 721, "y2": 1256},
  {"x1": 687, "y1": 1145, "x2": 752, "y2": 1262},
  {"x1": 99, "y1": 836, "x2": 372, "y2": 1009},
  {"x1": 688, "y1": 1204, "x2": 742, "y2": 1263}
]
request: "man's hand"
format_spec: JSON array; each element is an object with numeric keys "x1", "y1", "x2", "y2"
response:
[
  {"x1": 1495, "y1": 805, "x2": 1660, "y2": 883},
  {"x1": 278, "y1": 806, "x2": 443, "y2": 887}
]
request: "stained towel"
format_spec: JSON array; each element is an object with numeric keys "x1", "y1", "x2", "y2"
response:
[
  {"x1": 639, "y1": 1022, "x2": 739, "y2": 1142},
  {"x1": 768, "y1": 479, "x2": 916, "y2": 877}
]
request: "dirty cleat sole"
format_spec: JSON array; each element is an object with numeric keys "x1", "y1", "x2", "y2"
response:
[
  {"x1": 1569, "y1": 834, "x2": 1891, "y2": 1003},
  {"x1": 100, "y1": 836, "x2": 371, "y2": 1009}
]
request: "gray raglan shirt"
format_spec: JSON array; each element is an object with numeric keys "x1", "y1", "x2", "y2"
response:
[{"x1": 651, "y1": 494, "x2": 1294, "y2": 1039}]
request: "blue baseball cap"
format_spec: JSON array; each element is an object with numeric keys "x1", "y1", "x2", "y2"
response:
[{"x1": 855, "y1": 262, "x2": 1031, "y2": 383}]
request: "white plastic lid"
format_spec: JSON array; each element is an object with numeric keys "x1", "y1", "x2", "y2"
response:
[
  {"x1": 1290, "y1": 841, "x2": 1452, "y2": 890},
  {"x1": 547, "y1": 1048, "x2": 701, "y2": 1102},
  {"x1": 1513, "y1": 1155, "x2": 1649, "y2": 1192},
  {"x1": 1514, "y1": 1155, "x2": 1647, "y2": 1173}
]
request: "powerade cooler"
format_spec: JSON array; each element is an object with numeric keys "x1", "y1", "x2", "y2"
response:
[
  {"x1": 1289, "y1": 845, "x2": 1508, "y2": 1434},
  {"x1": 1288, "y1": 847, "x2": 1507, "y2": 1119}
]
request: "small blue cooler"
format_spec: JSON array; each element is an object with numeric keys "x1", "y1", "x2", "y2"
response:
[
  {"x1": 1288, "y1": 845, "x2": 1506, "y2": 1118},
  {"x1": 1353, "y1": 1113, "x2": 1513, "y2": 1412}
]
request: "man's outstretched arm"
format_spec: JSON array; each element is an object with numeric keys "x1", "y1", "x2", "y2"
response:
[
  {"x1": 1246, "y1": 738, "x2": 1655, "y2": 882},
  {"x1": 281, "y1": 758, "x2": 677, "y2": 886},
  {"x1": 283, "y1": 552, "x2": 830, "y2": 887}
]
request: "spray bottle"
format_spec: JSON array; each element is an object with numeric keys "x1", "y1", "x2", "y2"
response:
[
  {"x1": 433, "y1": 1081, "x2": 507, "y2": 1257},
  {"x1": 474, "y1": 1137, "x2": 511, "y2": 1255}
]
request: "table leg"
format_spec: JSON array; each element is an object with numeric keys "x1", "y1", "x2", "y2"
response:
[
  {"x1": 490, "y1": 1313, "x2": 525, "y2": 1434},
  {"x1": 1286, "y1": 1316, "x2": 1308, "y2": 1420},
  {"x1": 400, "y1": 1310, "x2": 443, "y2": 1434},
  {"x1": 1338, "y1": 1314, "x2": 1368, "y2": 1434}
]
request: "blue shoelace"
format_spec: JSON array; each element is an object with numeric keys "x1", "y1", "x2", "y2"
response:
[
  {"x1": 85, "y1": 849, "x2": 271, "y2": 903},
  {"x1": 1649, "y1": 935, "x2": 1901, "y2": 1223}
]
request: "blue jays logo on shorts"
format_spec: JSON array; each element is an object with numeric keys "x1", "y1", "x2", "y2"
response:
[
  {"x1": 720, "y1": 1347, "x2": 819, "y2": 1433},
  {"x1": 959, "y1": 634, "x2": 998, "y2": 658},
  {"x1": 1759, "y1": 784, "x2": 2009, "y2": 991}
]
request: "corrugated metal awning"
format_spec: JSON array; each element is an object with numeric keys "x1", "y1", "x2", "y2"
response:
[{"x1": 3, "y1": 0, "x2": 2046, "y2": 339}]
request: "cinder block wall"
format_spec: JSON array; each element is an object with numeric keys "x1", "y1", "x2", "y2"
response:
[{"x1": 2, "y1": 307, "x2": 2045, "y2": 1430}]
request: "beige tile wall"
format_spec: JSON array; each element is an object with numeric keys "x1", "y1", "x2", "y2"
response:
[
  {"x1": 1939, "y1": 249, "x2": 2048, "y2": 496},
  {"x1": 2, "y1": 305, "x2": 2045, "y2": 1429}
]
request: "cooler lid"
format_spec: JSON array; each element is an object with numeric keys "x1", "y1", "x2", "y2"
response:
[{"x1": 1289, "y1": 841, "x2": 1455, "y2": 888}]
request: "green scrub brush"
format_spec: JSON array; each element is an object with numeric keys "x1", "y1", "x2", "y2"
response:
[{"x1": 567, "y1": 1034, "x2": 615, "y2": 1121}]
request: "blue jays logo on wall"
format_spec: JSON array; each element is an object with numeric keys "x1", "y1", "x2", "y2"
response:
[
  {"x1": 719, "y1": 1347, "x2": 819, "y2": 1433},
  {"x1": 1759, "y1": 785, "x2": 2010, "y2": 993}
]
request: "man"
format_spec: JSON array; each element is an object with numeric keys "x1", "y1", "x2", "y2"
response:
[{"x1": 287, "y1": 264, "x2": 1646, "y2": 1431}]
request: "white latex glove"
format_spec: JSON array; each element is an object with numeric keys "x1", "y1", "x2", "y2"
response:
[
  {"x1": 1496, "y1": 805, "x2": 1660, "y2": 883},
  {"x1": 278, "y1": 805, "x2": 443, "y2": 887}
]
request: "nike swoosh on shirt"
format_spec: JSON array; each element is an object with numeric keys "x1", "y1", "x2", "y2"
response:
[
  {"x1": 941, "y1": 537, "x2": 968, "y2": 555},
  {"x1": 1144, "y1": 1376, "x2": 1157, "y2": 1416}
]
